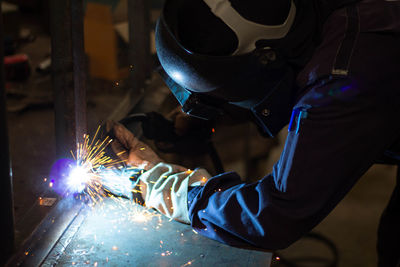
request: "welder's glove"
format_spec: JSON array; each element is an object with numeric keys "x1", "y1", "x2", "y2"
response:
[
  {"x1": 139, "y1": 162, "x2": 211, "y2": 224},
  {"x1": 108, "y1": 121, "x2": 162, "y2": 170}
]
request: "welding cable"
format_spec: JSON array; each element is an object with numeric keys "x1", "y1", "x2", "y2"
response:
[{"x1": 272, "y1": 232, "x2": 339, "y2": 267}]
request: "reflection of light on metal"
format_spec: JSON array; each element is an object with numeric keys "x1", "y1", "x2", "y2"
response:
[
  {"x1": 181, "y1": 260, "x2": 195, "y2": 266},
  {"x1": 38, "y1": 197, "x2": 57, "y2": 206},
  {"x1": 161, "y1": 251, "x2": 172, "y2": 257},
  {"x1": 99, "y1": 168, "x2": 136, "y2": 198},
  {"x1": 128, "y1": 206, "x2": 156, "y2": 223},
  {"x1": 171, "y1": 71, "x2": 183, "y2": 82},
  {"x1": 131, "y1": 212, "x2": 149, "y2": 222}
]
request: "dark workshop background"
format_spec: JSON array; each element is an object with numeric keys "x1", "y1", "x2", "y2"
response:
[{"x1": 2, "y1": 0, "x2": 396, "y2": 266}]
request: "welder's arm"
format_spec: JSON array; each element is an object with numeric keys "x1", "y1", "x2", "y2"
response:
[
  {"x1": 110, "y1": 122, "x2": 211, "y2": 223},
  {"x1": 187, "y1": 79, "x2": 400, "y2": 250}
]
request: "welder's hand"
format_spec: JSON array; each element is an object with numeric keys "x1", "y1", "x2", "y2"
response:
[
  {"x1": 107, "y1": 121, "x2": 162, "y2": 170},
  {"x1": 139, "y1": 162, "x2": 211, "y2": 224}
]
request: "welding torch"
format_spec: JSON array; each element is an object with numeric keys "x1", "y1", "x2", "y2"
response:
[
  {"x1": 100, "y1": 111, "x2": 224, "y2": 199},
  {"x1": 100, "y1": 112, "x2": 179, "y2": 200},
  {"x1": 106, "y1": 111, "x2": 223, "y2": 173}
]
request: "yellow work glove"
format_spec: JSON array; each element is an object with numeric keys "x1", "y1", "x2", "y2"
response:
[
  {"x1": 139, "y1": 163, "x2": 211, "y2": 224},
  {"x1": 109, "y1": 120, "x2": 211, "y2": 223}
]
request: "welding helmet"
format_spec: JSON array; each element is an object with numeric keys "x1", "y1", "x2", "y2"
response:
[{"x1": 156, "y1": 0, "x2": 300, "y2": 137}]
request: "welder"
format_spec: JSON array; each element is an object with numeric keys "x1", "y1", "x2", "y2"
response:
[{"x1": 110, "y1": 0, "x2": 400, "y2": 266}]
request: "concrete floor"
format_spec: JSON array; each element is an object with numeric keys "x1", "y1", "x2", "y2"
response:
[{"x1": 6, "y1": 7, "x2": 398, "y2": 267}]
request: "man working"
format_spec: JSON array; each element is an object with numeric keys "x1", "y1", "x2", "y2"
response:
[{"x1": 110, "y1": 0, "x2": 400, "y2": 266}]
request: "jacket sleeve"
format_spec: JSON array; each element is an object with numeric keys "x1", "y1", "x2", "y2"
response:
[{"x1": 188, "y1": 77, "x2": 400, "y2": 250}]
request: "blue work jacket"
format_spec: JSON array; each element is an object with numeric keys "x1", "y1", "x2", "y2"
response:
[{"x1": 188, "y1": 0, "x2": 400, "y2": 250}]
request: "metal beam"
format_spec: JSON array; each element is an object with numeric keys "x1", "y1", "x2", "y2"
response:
[
  {"x1": 70, "y1": 0, "x2": 87, "y2": 144},
  {"x1": 128, "y1": 0, "x2": 151, "y2": 94},
  {"x1": 50, "y1": 0, "x2": 87, "y2": 159},
  {"x1": 0, "y1": 1, "x2": 16, "y2": 264}
]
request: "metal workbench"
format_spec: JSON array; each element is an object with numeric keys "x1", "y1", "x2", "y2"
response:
[
  {"x1": 15, "y1": 197, "x2": 272, "y2": 266},
  {"x1": 49, "y1": 200, "x2": 272, "y2": 266}
]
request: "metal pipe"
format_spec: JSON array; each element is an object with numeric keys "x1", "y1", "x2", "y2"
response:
[
  {"x1": 128, "y1": 0, "x2": 151, "y2": 94},
  {"x1": 50, "y1": 0, "x2": 87, "y2": 158},
  {"x1": 0, "y1": 2, "x2": 16, "y2": 264}
]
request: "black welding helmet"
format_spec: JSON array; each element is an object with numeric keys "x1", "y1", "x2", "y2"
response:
[{"x1": 156, "y1": 0, "x2": 299, "y2": 137}]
